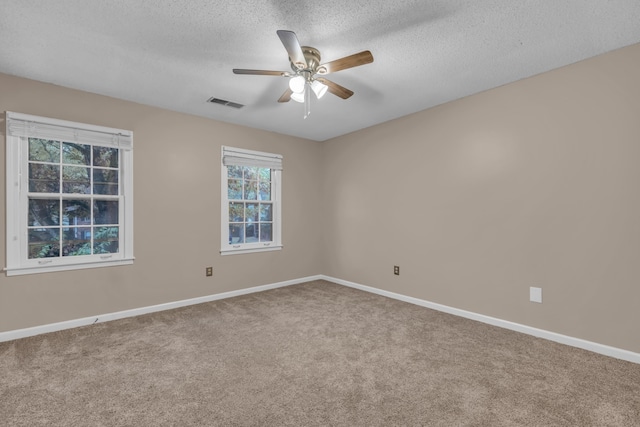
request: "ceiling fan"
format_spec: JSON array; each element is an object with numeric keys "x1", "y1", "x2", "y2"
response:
[{"x1": 233, "y1": 30, "x2": 374, "y2": 117}]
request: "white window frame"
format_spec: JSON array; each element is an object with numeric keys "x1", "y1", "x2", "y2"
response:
[
  {"x1": 221, "y1": 146, "x2": 282, "y2": 255},
  {"x1": 4, "y1": 111, "x2": 134, "y2": 276}
]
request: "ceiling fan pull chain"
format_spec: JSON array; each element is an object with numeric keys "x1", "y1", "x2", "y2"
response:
[{"x1": 304, "y1": 83, "x2": 311, "y2": 119}]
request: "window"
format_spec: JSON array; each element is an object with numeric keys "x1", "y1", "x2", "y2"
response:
[
  {"x1": 5, "y1": 112, "x2": 134, "y2": 276},
  {"x1": 221, "y1": 146, "x2": 282, "y2": 255}
]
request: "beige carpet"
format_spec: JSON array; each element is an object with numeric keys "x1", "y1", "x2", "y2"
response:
[{"x1": 1, "y1": 280, "x2": 639, "y2": 426}]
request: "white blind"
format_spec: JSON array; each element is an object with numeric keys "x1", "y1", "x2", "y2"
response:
[
  {"x1": 222, "y1": 146, "x2": 283, "y2": 170},
  {"x1": 6, "y1": 111, "x2": 133, "y2": 150}
]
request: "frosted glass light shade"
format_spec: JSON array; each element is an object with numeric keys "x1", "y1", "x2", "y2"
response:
[
  {"x1": 290, "y1": 90, "x2": 305, "y2": 103},
  {"x1": 289, "y1": 76, "x2": 306, "y2": 93},
  {"x1": 311, "y1": 80, "x2": 328, "y2": 99}
]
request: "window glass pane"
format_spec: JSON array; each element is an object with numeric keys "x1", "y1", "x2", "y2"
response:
[
  {"x1": 246, "y1": 203, "x2": 259, "y2": 222},
  {"x1": 245, "y1": 223, "x2": 258, "y2": 243},
  {"x1": 93, "y1": 146, "x2": 118, "y2": 168},
  {"x1": 62, "y1": 166, "x2": 90, "y2": 194},
  {"x1": 62, "y1": 227, "x2": 92, "y2": 256},
  {"x1": 29, "y1": 139, "x2": 59, "y2": 163},
  {"x1": 28, "y1": 228, "x2": 60, "y2": 258},
  {"x1": 94, "y1": 200, "x2": 119, "y2": 225},
  {"x1": 258, "y1": 168, "x2": 271, "y2": 182},
  {"x1": 244, "y1": 166, "x2": 257, "y2": 180},
  {"x1": 229, "y1": 202, "x2": 244, "y2": 222},
  {"x1": 28, "y1": 199, "x2": 60, "y2": 226},
  {"x1": 229, "y1": 224, "x2": 244, "y2": 244},
  {"x1": 29, "y1": 163, "x2": 60, "y2": 193},
  {"x1": 62, "y1": 142, "x2": 91, "y2": 165},
  {"x1": 94, "y1": 227, "x2": 119, "y2": 254},
  {"x1": 228, "y1": 165, "x2": 243, "y2": 179},
  {"x1": 228, "y1": 179, "x2": 243, "y2": 199},
  {"x1": 259, "y1": 181, "x2": 271, "y2": 201},
  {"x1": 93, "y1": 168, "x2": 119, "y2": 195},
  {"x1": 260, "y1": 203, "x2": 272, "y2": 222},
  {"x1": 62, "y1": 199, "x2": 91, "y2": 225},
  {"x1": 260, "y1": 223, "x2": 272, "y2": 242},
  {"x1": 244, "y1": 181, "x2": 257, "y2": 200}
]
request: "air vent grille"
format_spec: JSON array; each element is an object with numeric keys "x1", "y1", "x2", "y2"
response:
[{"x1": 207, "y1": 97, "x2": 244, "y2": 109}]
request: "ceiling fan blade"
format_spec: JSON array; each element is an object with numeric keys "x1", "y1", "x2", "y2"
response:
[
  {"x1": 233, "y1": 69, "x2": 290, "y2": 76},
  {"x1": 278, "y1": 88, "x2": 293, "y2": 103},
  {"x1": 276, "y1": 30, "x2": 307, "y2": 70},
  {"x1": 316, "y1": 50, "x2": 374, "y2": 75},
  {"x1": 315, "y1": 78, "x2": 354, "y2": 99}
]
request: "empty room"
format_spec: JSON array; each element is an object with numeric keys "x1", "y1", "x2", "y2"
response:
[{"x1": 1, "y1": 1, "x2": 640, "y2": 426}]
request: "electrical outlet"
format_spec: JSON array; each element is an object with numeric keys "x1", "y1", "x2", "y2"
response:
[
  {"x1": 206, "y1": 267, "x2": 213, "y2": 277},
  {"x1": 529, "y1": 286, "x2": 542, "y2": 303},
  {"x1": 394, "y1": 265, "x2": 400, "y2": 275}
]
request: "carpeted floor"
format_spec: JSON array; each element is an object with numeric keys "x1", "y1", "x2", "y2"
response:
[{"x1": 1, "y1": 280, "x2": 639, "y2": 426}]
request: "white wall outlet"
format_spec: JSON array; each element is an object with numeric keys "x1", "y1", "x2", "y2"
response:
[{"x1": 529, "y1": 286, "x2": 542, "y2": 303}]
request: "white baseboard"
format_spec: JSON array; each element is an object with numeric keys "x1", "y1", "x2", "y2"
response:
[
  {"x1": 0, "y1": 275, "x2": 323, "y2": 343},
  {"x1": 321, "y1": 275, "x2": 640, "y2": 365},
  {"x1": 2, "y1": 273, "x2": 638, "y2": 365}
]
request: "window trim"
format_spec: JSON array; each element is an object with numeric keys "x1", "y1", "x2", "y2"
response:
[
  {"x1": 4, "y1": 111, "x2": 134, "y2": 276},
  {"x1": 220, "y1": 146, "x2": 282, "y2": 256}
]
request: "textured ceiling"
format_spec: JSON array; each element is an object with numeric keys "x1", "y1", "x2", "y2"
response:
[{"x1": 1, "y1": 1, "x2": 640, "y2": 141}]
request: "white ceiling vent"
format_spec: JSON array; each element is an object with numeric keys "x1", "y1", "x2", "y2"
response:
[{"x1": 207, "y1": 97, "x2": 244, "y2": 109}]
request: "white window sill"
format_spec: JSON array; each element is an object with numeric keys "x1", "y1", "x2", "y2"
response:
[
  {"x1": 220, "y1": 245, "x2": 283, "y2": 256},
  {"x1": 4, "y1": 258, "x2": 134, "y2": 276}
]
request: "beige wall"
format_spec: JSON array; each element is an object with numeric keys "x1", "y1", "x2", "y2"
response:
[
  {"x1": 323, "y1": 43, "x2": 640, "y2": 353},
  {"x1": 0, "y1": 74, "x2": 324, "y2": 332},
  {"x1": 2, "y1": 43, "x2": 639, "y2": 355}
]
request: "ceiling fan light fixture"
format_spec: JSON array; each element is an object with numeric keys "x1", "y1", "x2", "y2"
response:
[
  {"x1": 290, "y1": 90, "x2": 305, "y2": 103},
  {"x1": 289, "y1": 75, "x2": 306, "y2": 93},
  {"x1": 311, "y1": 80, "x2": 328, "y2": 99}
]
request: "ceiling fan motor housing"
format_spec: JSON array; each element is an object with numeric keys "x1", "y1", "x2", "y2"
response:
[{"x1": 290, "y1": 46, "x2": 322, "y2": 74}]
